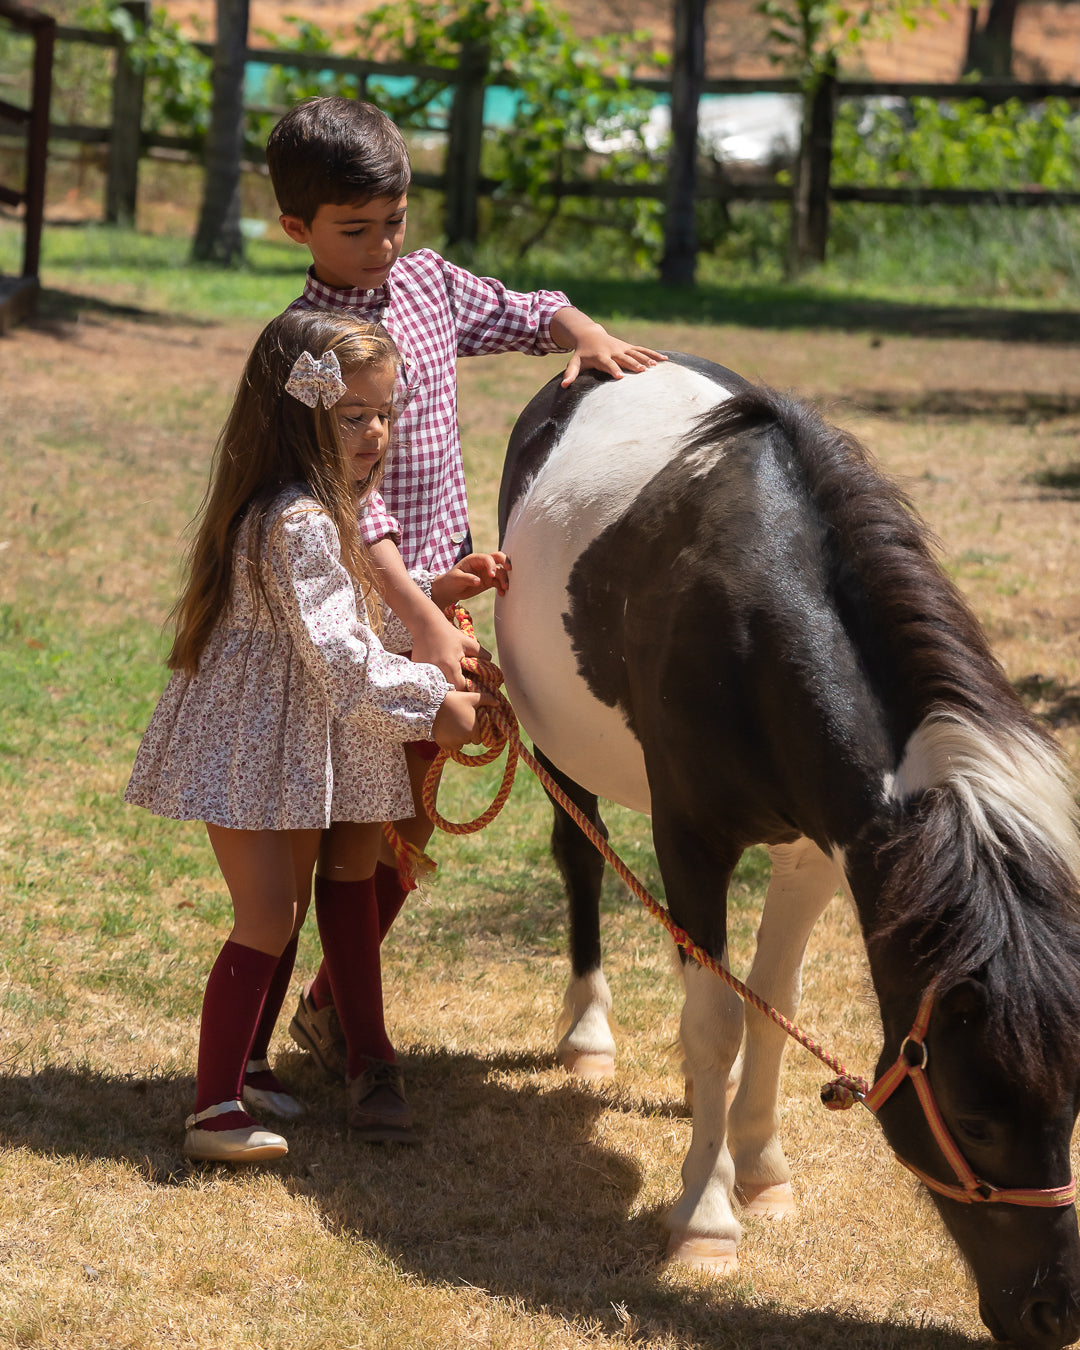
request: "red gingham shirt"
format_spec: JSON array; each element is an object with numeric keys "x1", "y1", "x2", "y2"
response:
[{"x1": 290, "y1": 249, "x2": 570, "y2": 574}]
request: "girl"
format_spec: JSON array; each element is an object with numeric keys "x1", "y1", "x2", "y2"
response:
[{"x1": 126, "y1": 310, "x2": 502, "y2": 1162}]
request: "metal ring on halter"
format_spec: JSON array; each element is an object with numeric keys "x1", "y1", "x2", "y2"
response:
[{"x1": 900, "y1": 1035, "x2": 928, "y2": 1070}]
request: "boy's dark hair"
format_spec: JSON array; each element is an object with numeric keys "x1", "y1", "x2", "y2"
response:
[{"x1": 266, "y1": 97, "x2": 411, "y2": 224}]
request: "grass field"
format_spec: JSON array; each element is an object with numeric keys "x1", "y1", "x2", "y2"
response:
[{"x1": 1, "y1": 217, "x2": 1079, "y2": 1348}]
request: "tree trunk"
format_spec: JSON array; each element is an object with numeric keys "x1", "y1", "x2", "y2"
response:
[
  {"x1": 963, "y1": 0, "x2": 1019, "y2": 78},
  {"x1": 660, "y1": 0, "x2": 706, "y2": 286},
  {"x1": 192, "y1": 0, "x2": 250, "y2": 264}
]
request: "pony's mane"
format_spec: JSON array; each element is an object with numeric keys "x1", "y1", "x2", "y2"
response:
[{"x1": 689, "y1": 385, "x2": 1080, "y2": 1089}]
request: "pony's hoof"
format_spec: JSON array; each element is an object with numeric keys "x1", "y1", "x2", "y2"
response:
[
  {"x1": 666, "y1": 1234, "x2": 739, "y2": 1274},
  {"x1": 559, "y1": 1049, "x2": 615, "y2": 1080},
  {"x1": 737, "y1": 1181, "x2": 796, "y2": 1219}
]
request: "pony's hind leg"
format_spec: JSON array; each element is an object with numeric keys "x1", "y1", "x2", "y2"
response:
[
  {"x1": 728, "y1": 838, "x2": 842, "y2": 1219},
  {"x1": 537, "y1": 746, "x2": 617, "y2": 1080}
]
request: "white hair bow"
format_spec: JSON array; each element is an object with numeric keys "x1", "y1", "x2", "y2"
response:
[{"x1": 285, "y1": 349, "x2": 347, "y2": 408}]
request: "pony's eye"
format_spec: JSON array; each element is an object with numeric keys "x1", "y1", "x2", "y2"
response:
[{"x1": 955, "y1": 1117, "x2": 993, "y2": 1145}]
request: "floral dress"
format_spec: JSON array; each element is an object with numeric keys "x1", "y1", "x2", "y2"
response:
[{"x1": 125, "y1": 485, "x2": 450, "y2": 830}]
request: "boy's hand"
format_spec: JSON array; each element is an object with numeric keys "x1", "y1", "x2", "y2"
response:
[
  {"x1": 410, "y1": 614, "x2": 479, "y2": 691},
  {"x1": 549, "y1": 307, "x2": 666, "y2": 388},
  {"x1": 562, "y1": 328, "x2": 666, "y2": 387},
  {"x1": 432, "y1": 690, "x2": 499, "y2": 750},
  {"x1": 430, "y1": 551, "x2": 511, "y2": 609}
]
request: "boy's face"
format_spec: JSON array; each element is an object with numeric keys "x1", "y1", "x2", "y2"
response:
[{"x1": 280, "y1": 195, "x2": 408, "y2": 291}]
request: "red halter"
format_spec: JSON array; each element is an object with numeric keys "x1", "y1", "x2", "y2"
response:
[{"x1": 862, "y1": 989, "x2": 1077, "y2": 1208}]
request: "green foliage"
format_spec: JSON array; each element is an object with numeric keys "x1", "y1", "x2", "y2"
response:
[
  {"x1": 757, "y1": 0, "x2": 925, "y2": 86},
  {"x1": 124, "y1": 6, "x2": 213, "y2": 140},
  {"x1": 833, "y1": 96, "x2": 1080, "y2": 191}
]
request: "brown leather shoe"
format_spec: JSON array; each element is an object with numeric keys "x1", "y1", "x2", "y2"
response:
[
  {"x1": 288, "y1": 982, "x2": 347, "y2": 1081},
  {"x1": 347, "y1": 1059, "x2": 418, "y2": 1142}
]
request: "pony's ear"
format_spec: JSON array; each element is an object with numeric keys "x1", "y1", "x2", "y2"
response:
[{"x1": 937, "y1": 977, "x2": 989, "y2": 1024}]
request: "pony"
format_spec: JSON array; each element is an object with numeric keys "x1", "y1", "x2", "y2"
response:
[{"x1": 493, "y1": 355, "x2": 1080, "y2": 1350}]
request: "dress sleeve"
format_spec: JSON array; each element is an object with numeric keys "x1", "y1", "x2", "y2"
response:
[
  {"x1": 438, "y1": 255, "x2": 571, "y2": 357},
  {"x1": 359, "y1": 489, "x2": 402, "y2": 548},
  {"x1": 268, "y1": 506, "x2": 449, "y2": 741}
]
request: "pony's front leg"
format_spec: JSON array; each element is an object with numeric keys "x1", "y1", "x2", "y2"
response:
[
  {"x1": 665, "y1": 960, "x2": 745, "y2": 1272},
  {"x1": 728, "y1": 838, "x2": 842, "y2": 1218},
  {"x1": 538, "y1": 747, "x2": 617, "y2": 1079}
]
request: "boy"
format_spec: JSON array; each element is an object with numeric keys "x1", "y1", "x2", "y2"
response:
[{"x1": 264, "y1": 96, "x2": 664, "y2": 1138}]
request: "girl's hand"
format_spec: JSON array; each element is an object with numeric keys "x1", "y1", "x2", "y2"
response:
[
  {"x1": 432, "y1": 691, "x2": 499, "y2": 751},
  {"x1": 431, "y1": 552, "x2": 511, "y2": 608},
  {"x1": 410, "y1": 614, "x2": 479, "y2": 691}
]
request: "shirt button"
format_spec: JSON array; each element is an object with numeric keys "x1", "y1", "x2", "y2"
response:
[
  {"x1": 450, "y1": 530, "x2": 467, "y2": 545},
  {"x1": 366, "y1": 289, "x2": 374, "y2": 296}
]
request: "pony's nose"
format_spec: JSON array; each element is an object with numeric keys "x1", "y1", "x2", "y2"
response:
[{"x1": 1018, "y1": 1290, "x2": 1080, "y2": 1350}]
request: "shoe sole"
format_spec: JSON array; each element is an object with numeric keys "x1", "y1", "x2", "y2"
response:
[
  {"x1": 184, "y1": 1143, "x2": 289, "y2": 1163},
  {"x1": 288, "y1": 1013, "x2": 346, "y2": 1081}
]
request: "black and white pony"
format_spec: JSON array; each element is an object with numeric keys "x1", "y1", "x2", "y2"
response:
[{"x1": 494, "y1": 355, "x2": 1080, "y2": 1350}]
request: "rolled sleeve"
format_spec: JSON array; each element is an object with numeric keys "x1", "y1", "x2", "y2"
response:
[
  {"x1": 441, "y1": 256, "x2": 571, "y2": 358},
  {"x1": 359, "y1": 490, "x2": 402, "y2": 548}
]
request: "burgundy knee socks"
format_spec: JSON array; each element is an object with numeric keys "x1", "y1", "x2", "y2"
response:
[
  {"x1": 308, "y1": 862, "x2": 408, "y2": 1010},
  {"x1": 313, "y1": 874, "x2": 394, "y2": 1075},
  {"x1": 245, "y1": 934, "x2": 298, "y2": 1092},
  {"x1": 194, "y1": 939, "x2": 277, "y2": 1128}
]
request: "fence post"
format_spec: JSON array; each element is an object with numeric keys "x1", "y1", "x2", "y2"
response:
[
  {"x1": 788, "y1": 64, "x2": 836, "y2": 272},
  {"x1": 23, "y1": 10, "x2": 55, "y2": 279},
  {"x1": 104, "y1": 0, "x2": 148, "y2": 226},
  {"x1": 444, "y1": 39, "x2": 488, "y2": 248},
  {"x1": 660, "y1": 0, "x2": 706, "y2": 285}
]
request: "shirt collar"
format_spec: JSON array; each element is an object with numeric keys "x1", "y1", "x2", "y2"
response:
[{"x1": 301, "y1": 266, "x2": 391, "y2": 316}]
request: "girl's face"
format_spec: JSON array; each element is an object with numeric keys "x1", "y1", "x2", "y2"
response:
[{"x1": 336, "y1": 359, "x2": 396, "y2": 488}]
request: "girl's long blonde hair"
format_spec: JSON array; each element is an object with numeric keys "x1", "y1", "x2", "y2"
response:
[{"x1": 168, "y1": 310, "x2": 399, "y2": 673}]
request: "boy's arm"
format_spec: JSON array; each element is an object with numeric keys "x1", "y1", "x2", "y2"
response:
[
  {"x1": 550, "y1": 306, "x2": 667, "y2": 387},
  {"x1": 369, "y1": 537, "x2": 477, "y2": 690}
]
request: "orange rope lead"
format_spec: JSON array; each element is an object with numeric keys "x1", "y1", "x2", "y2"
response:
[{"x1": 420, "y1": 608, "x2": 869, "y2": 1101}]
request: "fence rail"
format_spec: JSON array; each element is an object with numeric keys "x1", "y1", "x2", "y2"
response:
[{"x1": 4, "y1": 4, "x2": 1080, "y2": 269}]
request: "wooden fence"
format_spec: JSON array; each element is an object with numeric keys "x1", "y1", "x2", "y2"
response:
[
  {"x1": 0, "y1": 0, "x2": 53, "y2": 329},
  {"x1": 4, "y1": 0, "x2": 1080, "y2": 271}
]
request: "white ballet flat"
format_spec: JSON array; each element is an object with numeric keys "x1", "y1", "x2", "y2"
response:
[
  {"x1": 243, "y1": 1085, "x2": 305, "y2": 1119},
  {"x1": 243, "y1": 1059, "x2": 305, "y2": 1120},
  {"x1": 183, "y1": 1098, "x2": 288, "y2": 1163}
]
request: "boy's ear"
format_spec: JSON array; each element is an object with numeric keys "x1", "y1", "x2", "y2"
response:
[{"x1": 279, "y1": 213, "x2": 309, "y2": 245}]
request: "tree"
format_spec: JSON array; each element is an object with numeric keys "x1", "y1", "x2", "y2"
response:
[
  {"x1": 192, "y1": 0, "x2": 249, "y2": 264},
  {"x1": 963, "y1": 0, "x2": 1019, "y2": 78}
]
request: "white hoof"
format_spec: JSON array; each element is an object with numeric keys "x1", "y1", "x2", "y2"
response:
[
  {"x1": 559, "y1": 1048, "x2": 616, "y2": 1080},
  {"x1": 666, "y1": 1233, "x2": 739, "y2": 1274},
  {"x1": 737, "y1": 1181, "x2": 796, "y2": 1219}
]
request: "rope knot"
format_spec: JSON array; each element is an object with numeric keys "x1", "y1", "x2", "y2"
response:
[{"x1": 820, "y1": 1077, "x2": 865, "y2": 1110}]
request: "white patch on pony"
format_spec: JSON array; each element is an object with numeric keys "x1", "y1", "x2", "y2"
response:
[
  {"x1": 497, "y1": 363, "x2": 735, "y2": 810},
  {"x1": 889, "y1": 709, "x2": 1080, "y2": 886}
]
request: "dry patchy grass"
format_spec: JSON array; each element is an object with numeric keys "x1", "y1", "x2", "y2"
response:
[{"x1": 1, "y1": 293, "x2": 1079, "y2": 1348}]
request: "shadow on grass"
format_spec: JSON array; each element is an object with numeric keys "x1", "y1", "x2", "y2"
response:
[
  {"x1": 1025, "y1": 463, "x2": 1080, "y2": 496},
  {"x1": 508, "y1": 274, "x2": 1080, "y2": 344},
  {"x1": 12, "y1": 269, "x2": 1080, "y2": 346},
  {"x1": 22, "y1": 287, "x2": 216, "y2": 331},
  {"x1": 1014, "y1": 673, "x2": 1080, "y2": 728},
  {"x1": 0, "y1": 1053, "x2": 980, "y2": 1349}
]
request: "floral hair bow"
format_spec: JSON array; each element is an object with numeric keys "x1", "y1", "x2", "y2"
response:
[{"x1": 285, "y1": 349, "x2": 347, "y2": 408}]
